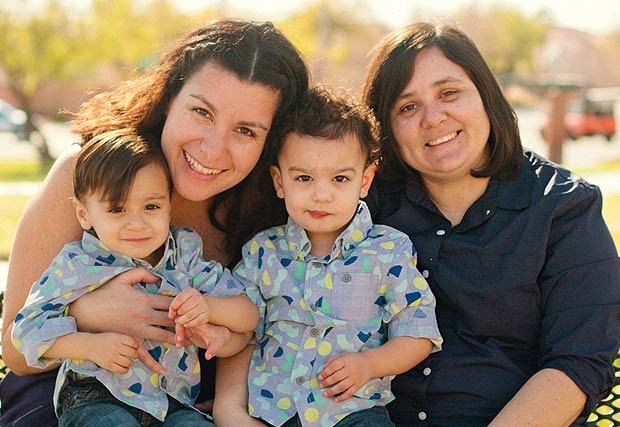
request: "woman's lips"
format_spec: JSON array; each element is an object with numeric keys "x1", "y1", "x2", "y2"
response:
[{"x1": 183, "y1": 150, "x2": 224, "y2": 175}]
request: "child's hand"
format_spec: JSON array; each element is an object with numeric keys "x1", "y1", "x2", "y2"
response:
[
  {"x1": 87, "y1": 332, "x2": 139, "y2": 374},
  {"x1": 319, "y1": 352, "x2": 372, "y2": 402},
  {"x1": 185, "y1": 323, "x2": 231, "y2": 360},
  {"x1": 168, "y1": 288, "x2": 210, "y2": 328}
]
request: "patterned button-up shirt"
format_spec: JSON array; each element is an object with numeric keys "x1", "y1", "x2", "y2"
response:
[
  {"x1": 12, "y1": 226, "x2": 242, "y2": 421},
  {"x1": 234, "y1": 202, "x2": 442, "y2": 427}
]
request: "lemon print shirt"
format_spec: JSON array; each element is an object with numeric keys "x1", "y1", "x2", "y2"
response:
[
  {"x1": 235, "y1": 201, "x2": 443, "y2": 427},
  {"x1": 12, "y1": 226, "x2": 243, "y2": 421}
]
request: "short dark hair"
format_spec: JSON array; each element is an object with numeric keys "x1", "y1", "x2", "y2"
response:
[
  {"x1": 362, "y1": 22, "x2": 522, "y2": 182},
  {"x1": 275, "y1": 85, "x2": 380, "y2": 166},
  {"x1": 74, "y1": 129, "x2": 172, "y2": 207}
]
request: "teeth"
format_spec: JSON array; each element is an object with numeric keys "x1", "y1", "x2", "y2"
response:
[
  {"x1": 184, "y1": 151, "x2": 223, "y2": 175},
  {"x1": 427, "y1": 132, "x2": 457, "y2": 146}
]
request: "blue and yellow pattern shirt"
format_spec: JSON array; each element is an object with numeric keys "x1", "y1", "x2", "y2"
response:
[
  {"x1": 235, "y1": 202, "x2": 442, "y2": 427},
  {"x1": 12, "y1": 226, "x2": 242, "y2": 421}
]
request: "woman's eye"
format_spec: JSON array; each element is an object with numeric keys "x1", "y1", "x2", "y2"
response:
[
  {"x1": 237, "y1": 127, "x2": 256, "y2": 138},
  {"x1": 400, "y1": 103, "x2": 418, "y2": 113},
  {"x1": 295, "y1": 175, "x2": 312, "y2": 182},
  {"x1": 194, "y1": 107, "x2": 211, "y2": 118},
  {"x1": 145, "y1": 204, "x2": 160, "y2": 211},
  {"x1": 334, "y1": 175, "x2": 349, "y2": 183},
  {"x1": 441, "y1": 89, "x2": 458, "y2": 98}
]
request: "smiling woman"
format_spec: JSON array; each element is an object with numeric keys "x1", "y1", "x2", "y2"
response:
[
  {"x1": 363, "y1": 21, "x2": 620, "y2": 427},
  {"x1": 0, "y1": 18, "x2": 309, "y2": 427}
]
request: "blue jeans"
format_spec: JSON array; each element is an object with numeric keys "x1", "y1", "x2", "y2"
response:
[
  {"x1": 278, "y1": 406, "x2": 395, "y2": 427},
  {"x1": 57, "y1": 377, "x2": 213, "y2": 427}
]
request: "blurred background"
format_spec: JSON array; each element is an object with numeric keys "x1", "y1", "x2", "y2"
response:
[{"x1": 0, "y1": 0, "x2": 619, "y2": 290}]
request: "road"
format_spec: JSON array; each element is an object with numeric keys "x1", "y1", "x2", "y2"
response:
[{"x1": 1, "y1": 107, "x2": 619, "y2": 293}]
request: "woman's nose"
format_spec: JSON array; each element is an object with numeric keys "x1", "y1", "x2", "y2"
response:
[
  {"x1": 199, "y1": 128, "x2": 227, "y2": 159},
  {"x1": 421, "y1": 102, "x2": 448, "y2": 128}
]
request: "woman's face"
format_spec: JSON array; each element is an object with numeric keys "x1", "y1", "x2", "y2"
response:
[
  {"x1": 161, "y1": 61, "x2": 280, "y2": 202},
  {"x1": 390, "y1": 47, "x2": 490, "y2": 184}
]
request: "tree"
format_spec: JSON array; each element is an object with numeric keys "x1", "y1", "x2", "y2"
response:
[
  {"x1": 0, "y1": 0, "x2": 88, "y2": 163},
  {"x1": 455, "y1": 5, "x2": 549, "y2": 79}
]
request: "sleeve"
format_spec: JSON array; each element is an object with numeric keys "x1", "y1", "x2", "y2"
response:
[
  {"x1": 538, "y1": 184, "x2": 620, "y2": 415},
  {"x1": 232, "y1": 238, "x2": 267, "y2": 340},
  {"x1": 382, "y1": 233, "x2": 443, "y2": 351},
  {"x1": 11, "y1": 247, "x2": 130, "y2": 368},
  {"x1": 176, "y1": 227, "x2": 245, "y2": 298}
]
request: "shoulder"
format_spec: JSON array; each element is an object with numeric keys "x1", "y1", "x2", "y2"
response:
[
  {"x1": 241, "y1": 224, "x2": 287, "y2": 254},
  {"x1": 361, "y1": 224, "x2": 414, "y2": 252},
  {"x1": 521, "y1": 151, "x2": 602, "y2": 208}
]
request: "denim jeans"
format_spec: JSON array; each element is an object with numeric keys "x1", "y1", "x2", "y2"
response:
[
  {"x1": 278, "y1": 406, "x2": 395, "y2": 427},
  {"x1": 57, "y1": 377, "x2": 213, "y2": 427}
]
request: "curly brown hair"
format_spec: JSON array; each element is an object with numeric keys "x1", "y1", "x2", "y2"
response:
[
  {"x1": 274, "y1": 85, "x2": 381, "y2": 167},
  {"x1": 72, "y1": 19, "x2": 309, "y2": 261}
]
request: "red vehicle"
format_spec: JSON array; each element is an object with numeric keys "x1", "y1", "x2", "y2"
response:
[{"x1": 564, "y1": 99, "x2": 616, "y2": 141}]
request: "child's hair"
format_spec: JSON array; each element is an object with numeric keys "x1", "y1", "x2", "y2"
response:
[
  {"x1": 273, "y1": 85, "x2": 381, "y2": 166},
  {"x1": 73, "y1": 128, "x2": 172, "y2": 207}
]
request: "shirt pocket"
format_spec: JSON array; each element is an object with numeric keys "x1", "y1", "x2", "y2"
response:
[
  {"x1": 451, "y1": 254, "x2": 541, "y2": 345},
  {"x1": 329, "y1": 272, "x2": 380, "y2": 327}
]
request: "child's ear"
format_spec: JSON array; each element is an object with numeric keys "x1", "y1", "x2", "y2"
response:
[
  {"x1": 270, "y1": 165, "x2": 285, "y2": 199},
  {"x1": 72, "y1": 197, "x2": 93, "y2": 231},
  {"x1": 359, "y1": 164, "x2": 377, "y2": 199}
]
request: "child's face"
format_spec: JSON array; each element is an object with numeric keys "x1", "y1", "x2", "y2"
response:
[
  {"x1": 270, "y1": 132, "x2": 375, "y2": 246},
  {"x1": 73, "y1": 163, "x2": 171, "y2": 265}
]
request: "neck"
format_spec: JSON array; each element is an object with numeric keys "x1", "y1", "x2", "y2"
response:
[{"x1": 422, "y1": 174, "x2": 490, "y2": 226}]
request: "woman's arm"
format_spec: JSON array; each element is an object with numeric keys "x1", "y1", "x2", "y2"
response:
[
  {"x1": 2, "y1": 148, "x2": 81, "y2": 374},
  {"x1": 489, "y1": 368, "x2": 586, "y2": 427},
  {"x1": 213, "y1": 345, "x2": 267, "y2": 427}
]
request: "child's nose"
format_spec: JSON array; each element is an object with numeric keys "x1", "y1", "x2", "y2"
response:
[
  {"x1": 312, "y1": 183, "x2": 333, "y2": 202},
  {"x1": 126, "y1": 213, "x2": 146, "y2": 229}
]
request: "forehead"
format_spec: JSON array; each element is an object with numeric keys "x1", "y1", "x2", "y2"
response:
[
  {"x1": 279, "y1": 132, "x2": 366, "y2": 166},
  {"x1": 406, "y1": 47, "x2": 473, "y2": 90}
]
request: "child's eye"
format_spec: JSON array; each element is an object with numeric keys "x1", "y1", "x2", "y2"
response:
[
  {"x1": 295, "y1": 175, "x2": 312, "y2": 182},
  {"x1": 145, "y1": 204, "x2": 160, "y2": 211},
  {"x1": 334, "y1": 175, "x2": 350, "y2": 183},
  {"x1": 108, "y1": 206, "x2": 124, "y2": 213}
]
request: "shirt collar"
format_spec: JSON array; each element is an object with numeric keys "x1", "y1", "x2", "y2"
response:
[
  {"x1": 285, "y1": 201, "x2": 374, "y2": 261},
  {"x1": 80, "y1": 229, "x2": 175, "y2": 269},
  {"x1": 403, "y1": 155, "x2": 532, "y2": 213}
]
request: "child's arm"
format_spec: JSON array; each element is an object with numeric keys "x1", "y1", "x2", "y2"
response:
[
  {"x1": 42, "y1": 331, "x2": 139, "y2": 374},
  {"x1": 183, "y1": 324, "x2": 253, "y2": 359},
  {"x1": 168, "y1": 288, "x2": 259, "y2": 333},
  {"x1": 319, "y1": 336, "x2": 432, "y2": 402}
]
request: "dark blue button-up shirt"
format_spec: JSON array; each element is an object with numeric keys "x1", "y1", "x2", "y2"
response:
[{"x1": 366, "y1": 151, "x2": 620, "y2": 427}]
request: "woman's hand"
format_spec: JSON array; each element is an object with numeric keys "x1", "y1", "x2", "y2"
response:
[{"x1": 70, "y1": 268, "x2": 175, "y2": 342}]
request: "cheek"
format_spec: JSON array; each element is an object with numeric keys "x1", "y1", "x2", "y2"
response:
[{"x1": 232, "y1": 143, "x2": 264, "y2": 174}]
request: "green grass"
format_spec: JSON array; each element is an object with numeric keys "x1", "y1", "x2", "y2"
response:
[
  {"x1": 0, "y1": 160, "x2": 51, "y2": 182},
  {"x1": 0, "y1": 196, "x2": 30, "y2": 259},
  {"x1": 603, "y1": 194, "x2": 620, "y2": 252}
]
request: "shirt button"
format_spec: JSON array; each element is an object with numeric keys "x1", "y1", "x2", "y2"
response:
[
  {"x1": 422, "y1": 270, "x2": 430, "y2": 279},
  {"x1": 418, "y1": 411, "x2": 427, "y2": 420},
  {"x1": 161, "y1": 377, "x2": 167, "y2": 389},
  {"x1": 310, "y1": 328, "x2": 320, "y2": 337},
  {"x1": 342, "y1": 273, "x2": 352, "y2": 282},
  {"x1": 436, "y1": 229, "x2": 446, "y2": 236},
  {"x1": 423, "y1": 367, "x2": 432, "y2": 376},
  {"x1": 295, "y1": 376, "x2": 305, "y2": 385}
]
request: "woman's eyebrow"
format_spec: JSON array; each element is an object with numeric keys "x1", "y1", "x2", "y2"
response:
[{"x1": 190, "y1": 94, "x2": 268, "y2": 131}]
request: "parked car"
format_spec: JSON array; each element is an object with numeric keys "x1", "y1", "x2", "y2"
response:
[
  {"x1": 0, "y1": 98, "x2": 29, "y2": 140},
  {"x1": 564, "y1": 99, "x2": 616, "y2": 141}
]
